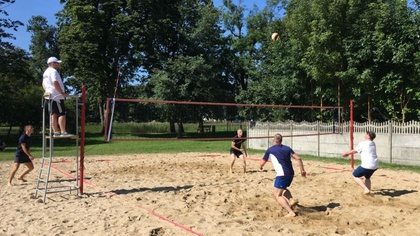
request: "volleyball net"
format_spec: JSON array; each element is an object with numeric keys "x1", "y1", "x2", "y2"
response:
[{"x1": 104, "y1": 98, "x2": 343, "y2": 142}]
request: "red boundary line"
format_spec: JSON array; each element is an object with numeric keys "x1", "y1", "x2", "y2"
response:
[
  {"x1": 46, "y1": 154, "x2": 417, "y2": 235},
  {"x1": 47, "y1": 163, "x2": 203, "y2": 236},
  {"x1": 322, "y1": 166, "x2": 350, "y2": 172}
]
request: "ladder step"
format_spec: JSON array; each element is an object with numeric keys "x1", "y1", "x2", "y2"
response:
[{"x1": 36, "y1": 189, "x2": 46, "y2": 194}]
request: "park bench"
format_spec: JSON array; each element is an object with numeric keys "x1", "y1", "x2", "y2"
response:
[{"x1": 197, "y1": 125, "x2": 212, "y2": 132}]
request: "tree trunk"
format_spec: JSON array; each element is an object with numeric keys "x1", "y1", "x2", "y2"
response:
[{"x1": 169, "y1": 116, "x2": 176, "y2": 133}]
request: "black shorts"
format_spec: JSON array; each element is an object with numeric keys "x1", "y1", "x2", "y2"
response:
[
  {"x1": 48, "y1": 99, "x2": 66, "y2": 116},
  {"x1": 230, "y1": 150, "x2": 243, "y2": 157},
  {"x1": 14, "y1": 155, "x2": 32, "y2": 163}
]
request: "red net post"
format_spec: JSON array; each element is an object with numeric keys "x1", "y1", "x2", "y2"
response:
[{"x1": 79, "y1": 85, "x2": 86, "y2": 194}]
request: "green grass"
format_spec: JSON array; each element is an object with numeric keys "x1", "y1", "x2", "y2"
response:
[
  {"x1": 1, "y1": 133, "x2": 420, "y2": 174},
  {"x1": 0, "y1": 134, "x2": 231, "y2": 161},
  {"x1": 111, "y1": 122, "x2": 245, "y2": 133}
]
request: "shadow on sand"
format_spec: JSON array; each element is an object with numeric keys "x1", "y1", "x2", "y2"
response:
[
  {"x1": 374, "y1": 189, "x2": 418, "y2": 197},
  {"x1": 110, "y1": 185, "x2": 194, "y2": 195}
]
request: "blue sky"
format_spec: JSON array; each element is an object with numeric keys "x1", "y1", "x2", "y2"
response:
[{"x1": 2, "y1": 0, "x2": 266, "y2": 52}]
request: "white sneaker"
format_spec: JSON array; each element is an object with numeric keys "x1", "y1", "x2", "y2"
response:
[{"x1": 60, "y1": 132, "x2": 73, "y2": 136}]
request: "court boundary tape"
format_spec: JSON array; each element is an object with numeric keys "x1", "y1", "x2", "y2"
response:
[
  {"x1": 47, "y1": 164, "x2": 203, "y2": 236},
  {"x1": 45, "y1": 153, "x2": 416, "y2": 235}
]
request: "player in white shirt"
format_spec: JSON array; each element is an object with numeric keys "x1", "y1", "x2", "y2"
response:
[{"x1": 342, "y1": 131, "x2": 378, "y2": 194}]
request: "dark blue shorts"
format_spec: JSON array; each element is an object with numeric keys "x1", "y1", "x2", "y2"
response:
[
  {"x1": 274, "y1": 176, "x2": 294, "y2": 189},
  {"x1": 14, "y1": 155, "x2": 31, "y2": 163},
  {"x1": 353, "y1": 166, "x2": 377, "y2": 179}
]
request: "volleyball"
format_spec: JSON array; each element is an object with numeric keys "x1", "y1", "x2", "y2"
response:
[{"x1": 271, "y1": 32, "x2": 279, "y2": 41}]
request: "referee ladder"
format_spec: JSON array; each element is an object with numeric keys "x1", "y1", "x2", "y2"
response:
[{"x1": 33, "y1": 92, "x2": 83, "y2": 203}]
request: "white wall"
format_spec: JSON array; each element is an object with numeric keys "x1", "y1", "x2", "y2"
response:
[{"x1": 248, "y1": 125, "x2": 420, "y2": 166}]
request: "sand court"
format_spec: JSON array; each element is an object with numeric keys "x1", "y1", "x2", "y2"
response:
[{"x1": 1, "y1": 153, "x2": 420, "y2": 235}]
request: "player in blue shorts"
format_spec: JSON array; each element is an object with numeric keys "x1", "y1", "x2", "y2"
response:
[
  {"x1": 259, "y1": 133, "x2": 307, "y2": 217},
  {"x1": 342, "y1": 131, "x2": 378, "y2": 194}
]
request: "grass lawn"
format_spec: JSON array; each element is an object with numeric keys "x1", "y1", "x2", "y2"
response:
[{"x1": 1, "y1": 133, "x2": 419, "y2": 174}]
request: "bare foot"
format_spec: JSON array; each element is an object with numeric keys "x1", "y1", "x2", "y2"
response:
[
  {"x1": 18, "y1": 177, "x2": 27, "y2": 182},
  {"x1": 229, "y1": 168, "x2": 233, "y2": 174},
  {"x1": 285, "y1": 212, "x2": 296, "y2": 217},
  {"x1": 363, "y1": 190, "x2": 371, "y2": 195},
  {"x1": 8, "y1": 182, "x2": 13, "y2": 186}
]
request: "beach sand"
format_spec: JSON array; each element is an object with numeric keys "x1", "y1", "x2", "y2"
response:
[{"x1": 1, "y1": 153, "x2": 419, "y2": 235}]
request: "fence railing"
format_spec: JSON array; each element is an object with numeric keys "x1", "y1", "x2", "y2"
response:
[
  {"x1": 341, "y1": 120, "x2": 420, "y2": 134},
  {"x1": 251, "y1": 120, "x2": 420, "y2": 134},
  {"x1": 248, "y1": 120, "x2": 420, "y2": 166}
]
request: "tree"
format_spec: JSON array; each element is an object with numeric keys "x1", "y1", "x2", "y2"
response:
[
  {"x1": 0, "y1": 0, "x2": 43, "y2": 134},
  {"x1": 0, "y1": 0, "x2": 23, "y2": 48},
  {"x1": 279, "y1": 0, "x2": 420, "y2": 122},
  {"x1": 220, "y1": 0, "x2": 260, "y2": 94},
  {"x1": 57, "y1": 0, "x2": 230, "y2": 133},
  {"x1": 57, "y1": 0, "x2": 140, "y2": 126},
  {"x1": 284, "y1": 0, "x2": 352, "y2": 111},
  {"x1": 27, "y1": 16, "x2": 59, "y2": 81},
  {"x1": 374, "y1": 1, "x2": 420, "y2": 122},
  {"x1": 236, "y1": 0, "x2": 317, "y2": 121},
  {"x1": 339, "y1": 0, "x2": 420, "y2": 122},
  {"x1": 0, "y1": 45, "x2": 43, "y2": 135},
  {"x1": 147, "y1": 0, "x2": 229, "y2": 132}
]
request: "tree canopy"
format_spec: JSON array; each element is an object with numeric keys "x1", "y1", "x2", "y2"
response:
[
  {"x1": 1, "y1": 0, "x2": 420, "y2": 131},
  {"x1": 0, "y1": 0, "x2": 43, "y2": 135}
]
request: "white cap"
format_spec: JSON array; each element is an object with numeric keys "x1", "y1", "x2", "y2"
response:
[{"x1": 47, "y1": 57, "x2": 62, "y2": 64}]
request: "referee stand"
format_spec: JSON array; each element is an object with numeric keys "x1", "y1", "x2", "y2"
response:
[{"x1": 34, "y1": 85, "x2": 86, "y2": 203}]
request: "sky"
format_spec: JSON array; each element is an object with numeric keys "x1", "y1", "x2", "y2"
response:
[{"x1": 2, "y1": 0, "x2": 266, "y2": 52}]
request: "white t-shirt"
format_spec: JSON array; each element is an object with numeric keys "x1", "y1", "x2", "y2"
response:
[
  {"x1": 42, "y1": 67, "x2": 64, "y2": 100},
  {"x1": 355, "y1": 140, "x2": 379, "y2": 169}
]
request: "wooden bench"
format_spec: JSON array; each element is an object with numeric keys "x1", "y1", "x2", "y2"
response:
[{"x1": 197, "y1": 125, "x2": 212, "y2": 132}]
